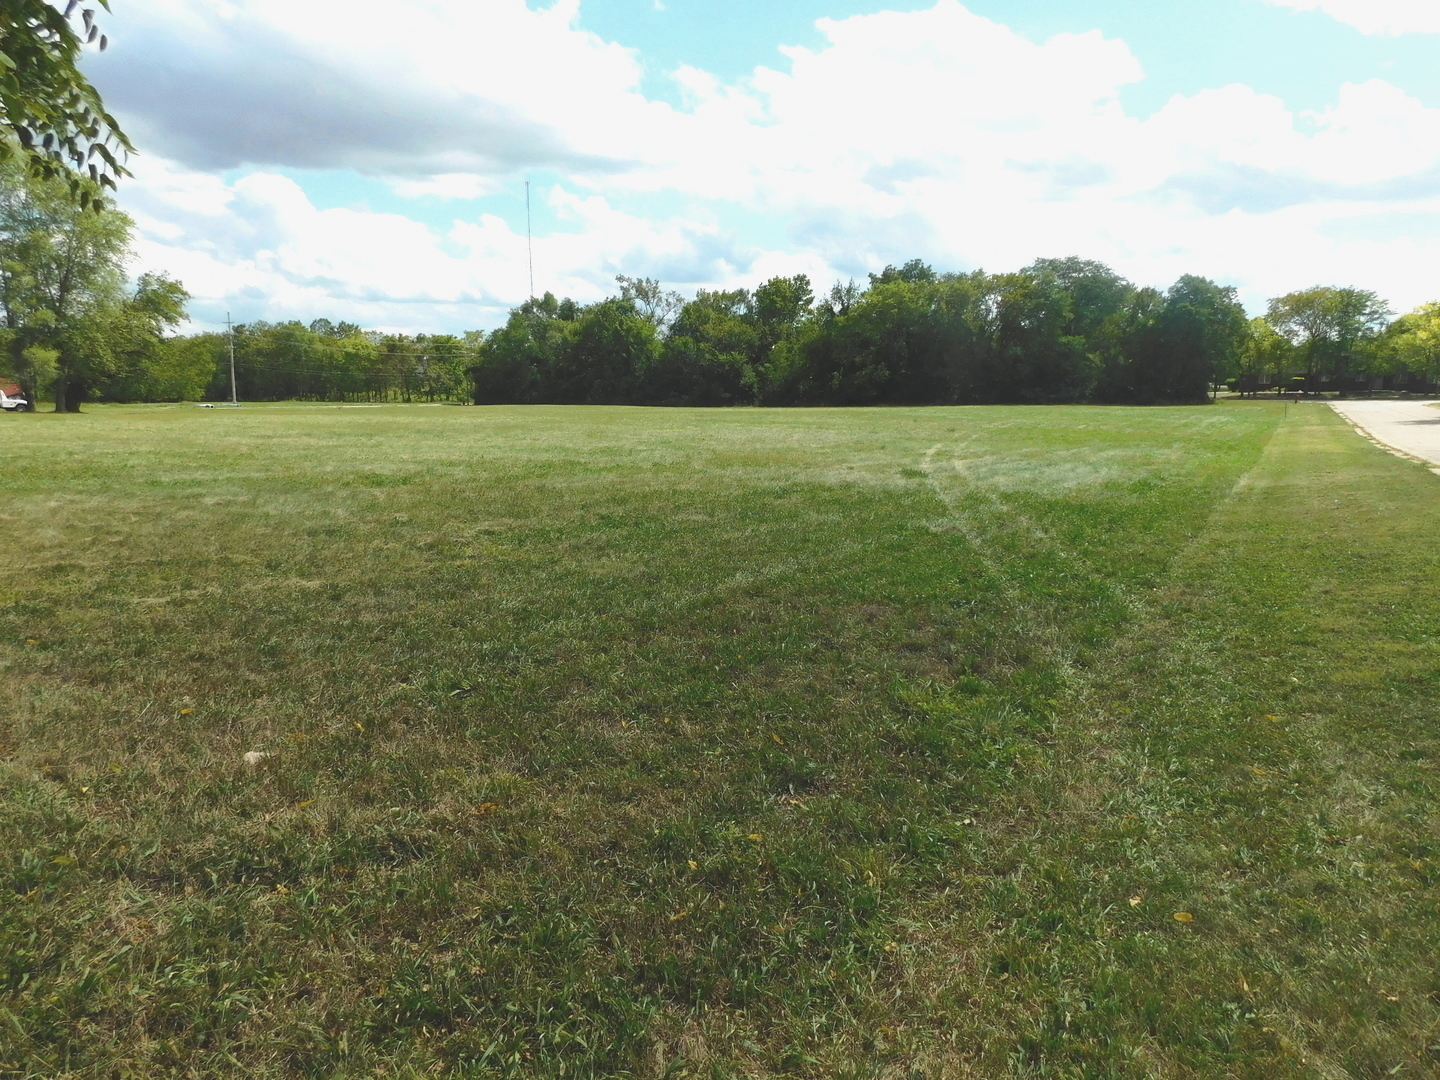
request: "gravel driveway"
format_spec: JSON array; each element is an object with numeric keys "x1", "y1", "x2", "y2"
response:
[{"x1": 1329, "y1": 399, "x2": 1440, "y2": 471}]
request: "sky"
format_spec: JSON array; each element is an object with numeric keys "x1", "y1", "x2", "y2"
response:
[{"x1": 83, "y1": 0, "x2": 1440, "y2": 334}]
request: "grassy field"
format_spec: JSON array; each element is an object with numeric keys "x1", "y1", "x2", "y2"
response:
[{"x1": 1, "y1": 401, "x2": 1437, "y2": 1079}]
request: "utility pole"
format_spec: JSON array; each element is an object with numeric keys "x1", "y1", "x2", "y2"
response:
[
  {"x1": 525, "y1": 178, "x2": 534, "y2": 300},
  {"x1": 226, "y1": 312, "x2": 238, "y2": 405}
]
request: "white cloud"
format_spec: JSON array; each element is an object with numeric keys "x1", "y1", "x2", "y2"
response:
[
  {"x1": 1141, "y1": 79, "x2": 1440, "y2": 190},
  {"x1": 1262, "y1": 0, "x2": 1440, "y2": 36},
  {"x1": 126, "y1": 157, "x2": 785, "y2": 333},
  {"x1": 88, "y1": 0, "x2": 671, "y2": 176},
  {"x1": 105, "y1": 0, "x2": 1440, "y2": 332},
  {"x1": 389, "y1": 175, "x2": 506, "y2": 201},
  {"x1": 638, "y1": 3, "x2": 1440, "y2": 309}
]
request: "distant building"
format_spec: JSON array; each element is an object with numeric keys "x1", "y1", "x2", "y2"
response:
[{"x1": 1234, "y1": 370, "x2": 1437, "y2": 396}]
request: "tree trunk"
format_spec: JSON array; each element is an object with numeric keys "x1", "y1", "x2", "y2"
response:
[{"x1": 52, "y1": 375, "x2": 82, "y2": 412}]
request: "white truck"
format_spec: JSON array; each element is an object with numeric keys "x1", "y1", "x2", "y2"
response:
[{"x1": 0, "y1": 388, "x2": 28, "y2": 411}]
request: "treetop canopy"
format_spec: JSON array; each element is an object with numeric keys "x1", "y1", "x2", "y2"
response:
[{"x1": 0, "y1": 0, "x2": 132, "y2": 209}]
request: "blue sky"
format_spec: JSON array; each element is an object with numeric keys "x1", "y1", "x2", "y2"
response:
[
  {"x1": 85, "y1": 0, "x2": 1440, "y2": 332},
  {"x1": 577, "y1": 0, "x2": 1440, "y2": 114}
]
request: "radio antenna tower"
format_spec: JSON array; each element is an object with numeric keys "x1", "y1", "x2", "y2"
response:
[{"x1": 525, "y1": 178, "x2": 535, "y2": 300}]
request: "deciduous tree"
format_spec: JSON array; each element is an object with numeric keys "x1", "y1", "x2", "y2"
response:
[
  {"x1": 100, "y1": 272, "x2": 191, "y2": 400},
  {"x1": 1377, "y1": 302, "x2": 1440, "y2": 383},
  {"x1": 0, "y1": 0, "x2": 132, "y2": 207},
  {"x1": 1234, "y1": 316, "x2": 1292, "y2": 394},
  {"x1": 0, "y1": 158, "x2": 134, "y2": 410},
  {"x1": 1145, "y1": 275, "x2": 1248, "y2": 402},
  {"x1": 1266, "y1": 286, "x2": 1390, "y2": 390}
]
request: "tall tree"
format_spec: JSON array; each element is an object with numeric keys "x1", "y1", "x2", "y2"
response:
[
  {"x1": 1025, "y1": 256, "x2": 1133, "y2": 345},
  {"x1": 99, "y1": 272, "x2": 192, "y2": 401},
  {"x1": 748, "y1": 274, "x2": 814, "y2": 392},
  {"x1": 1234, "y1": 316, "x2": 1292, "y2": 395},
  {"x1": 985, "y1": 269, "x2": 1096, "y2": 403},
  {"x1": 652, "y1": 289, "x2": 759, "y2": 405},
  {"x1": 470, "y1": 292, "x2": 577, "y2": 405},
  {"x1": 868, "y1": 259, "x2": 937, "y2": 287},
  {"x1": 0, "y1": 159, "x2": 132, "y2": 410},
  {"x1": 1028, "y1": 257, "x2": 1136, "y2": 401},
  {"x1": 616, "y1": 275, "x2": 684, "y2": 334},
  {"x1": 1140, "y1": 275, "x2": 1248, "y2": 403},
  {"x1": 1092, "y1": 285, "x2": 1162, "y2": 403},
  {"x1": 552, "y1": 297, "x2": 659, "y2": 404},
  {"x1": 780, "y1": 271, "x2": 993, "y2": 405},
  {"x1": 1378, "y1": 302, "x2": 1440, "y2": 384},
  {"x1": 1266, "y1": 286, "x2": 1390, "y2": 391}
]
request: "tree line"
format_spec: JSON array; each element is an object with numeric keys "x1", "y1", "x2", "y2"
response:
[
  {"x1": 1238, "y1": 289, "x2": 1434, "y2": 395},
  {"x1": 3, "y1": 149, "x2": 1435, "y2": 410},
  {"x1": 177, "y1": 321, "x2": 475, "y2": 404},
  {"x1": 475, "y1": 263, "x2": 1249, "y2": 406},
  {"x1": 1, "y1": 6, "x2": 1435, "y2": 411},
  {"x1": 470, "y1": 263, "x2": 1431, "y2": 407},
  {"x1": 0, "y1": 158, "x2": 187, "y2": 410},
  {"x1": 0, "y1": 159, "x2": 480, "y2": 409}
]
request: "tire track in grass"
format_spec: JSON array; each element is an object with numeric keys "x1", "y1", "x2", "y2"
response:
[
  {"x1": 889, "y1": 408, "x2": 1335, "y2": 1078},
  {"x1": 918, "y1": 441, "x2": 1077, "y2": 675},
  {"x1": 918, "y1": 438, "x2": 1151, "y2": 682},
  {"x1": 934, "y1": 405, "x2": 1440, "y2": 1077}
]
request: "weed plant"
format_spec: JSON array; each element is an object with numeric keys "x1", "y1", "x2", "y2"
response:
[{"x1": 0, "y1": 402, "x2": 1436, "y2": 1077}]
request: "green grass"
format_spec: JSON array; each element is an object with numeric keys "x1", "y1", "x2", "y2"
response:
[{"x1": 0, "y1": 401, "x2": 1437, "y2": 1078}]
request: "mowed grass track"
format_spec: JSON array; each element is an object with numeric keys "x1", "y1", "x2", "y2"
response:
[{"x1": 0, "y1": 402, "x2": 1437, "y2": 1079}]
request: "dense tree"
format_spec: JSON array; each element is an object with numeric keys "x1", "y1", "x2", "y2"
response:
[
  {"x1": 1026, "y1": 257, "x2": 1132, "y2": 345},
  {"x1": 775, "y1": 271, "x2": 992, "y2": 405},
  {"x1": 1138, "y1": 275, "x2": 1248, "y2": 403},
  {"x1": 1231, "y1": 317, "x2": 1292, "y2": 394},
  {"x1": 471, "y1": 295, "x2": 570, "y2": 404},
  {"x1": 1266, "y1": 286, "x2": 1390, "y2": 390},
  {"x1": 987, "y1": 268, "x2": 1096, "y2": 403},
  {"x1": 648, "y1": 289, "x2": 758, "y2": 405},
  {"x1": 309, "y1": 317, "x2": 363, "y2": 339},
  {"x1": 1376, "y1": 303, "x2": 1440, "y2": 384},
  {"x1": 97, "y1": 273, "x2": 191, "y2": 401},
  {"x1": 127, "y1": 332, "x2": 220, "y2": 402},
  {"x1": 463, "y1": 263, "x2": 1404, "y2": 408},
  {"x1": 38, "y1": 254, "x2": 1410, "y2": 412},
  {"x1": 202, "y1": 321, "x2": 471, "y2": 404},
  {"x1": 471, "y1": 289, "x2": 661, "y2": 406},
  {"x1": 552, "y1": 298, "x2": 659, "y2": 404},
  {"x1": 749, "y1": 274, "x2": 814, "y2": 376},
  {"x1": 825, "y1": 275, "x2": 952, "y2": 403},
  {"x1": 473, "y1": 274, "x2": 819, "y2": 408},
  {"x1": 1089, "y1": 286, "x2": 1157, "y2": 402},
  {"x1": 0, "y1": 158, "x2": 138, "y2": 410},
  {"x1": 868, "y1": 259, "x2": 937, "y2": 287}
]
